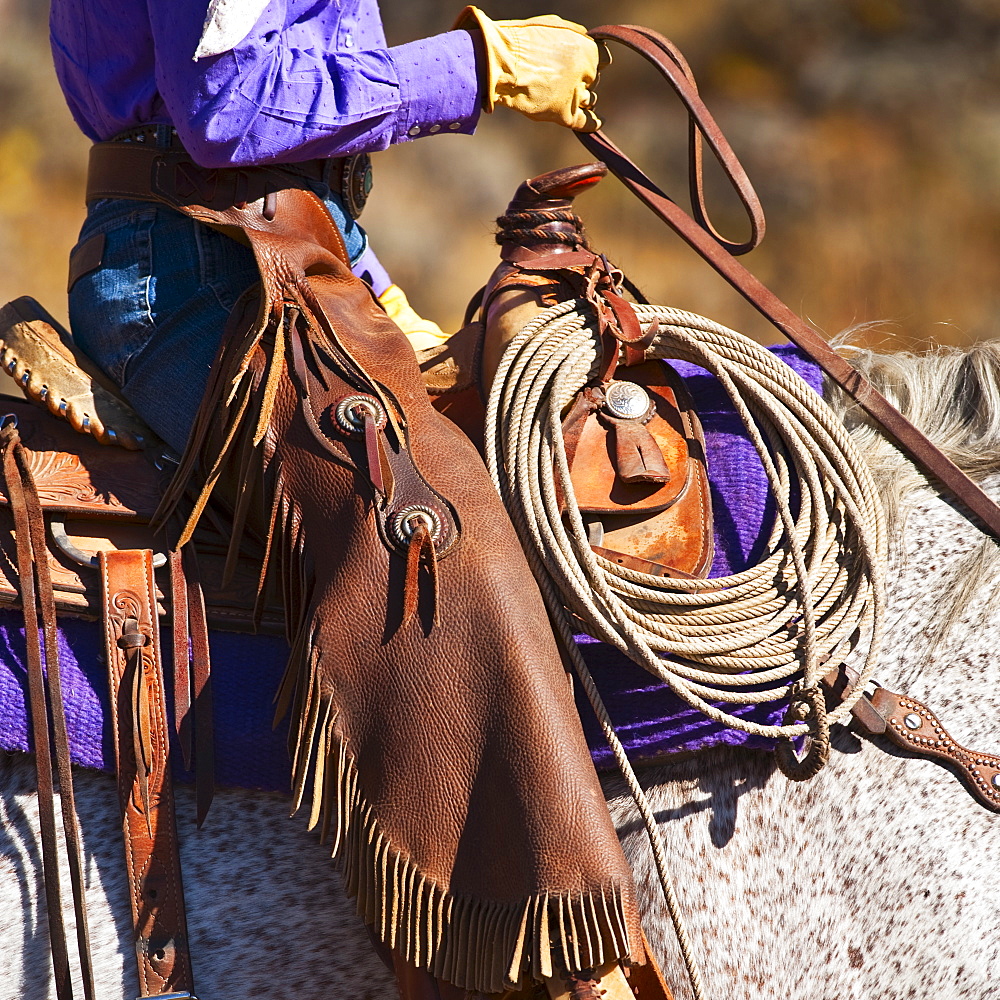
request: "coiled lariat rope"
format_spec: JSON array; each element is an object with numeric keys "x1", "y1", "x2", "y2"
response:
[{"x1": 484, "y1": 298, "x2": 887, "y2": 1000}]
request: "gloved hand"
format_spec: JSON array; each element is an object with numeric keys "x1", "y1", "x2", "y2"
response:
[
  {"x1": 378, "y1": 284, "x2": 450, "y2": 353},
  {"x1": 454, "y1": 6, "x2": 602, "y2": 131}
]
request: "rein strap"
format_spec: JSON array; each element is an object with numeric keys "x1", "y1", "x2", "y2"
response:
[{"x1": 583, "y1": 24, "x2": 1000, "y2": 543}]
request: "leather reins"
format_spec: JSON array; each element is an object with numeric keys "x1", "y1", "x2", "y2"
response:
[
  {"x1": 581, "y1": 24, "x2": 1000, "y2": 543},
  {"x1": 0, "y1": 417, "x2": 97, "y2": 1000}
]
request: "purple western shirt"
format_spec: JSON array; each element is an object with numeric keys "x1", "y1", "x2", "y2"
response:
[{"x1": 49, "y1": 0, "x2": 483, "y2": 167}]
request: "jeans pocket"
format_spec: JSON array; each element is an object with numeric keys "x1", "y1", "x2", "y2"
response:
[
  {"x1": 68, "y1": 208, "x2": 156, "y2": 386},
  {"x1": 193, "y1": 219, "x2": 260, "y2": 314}
]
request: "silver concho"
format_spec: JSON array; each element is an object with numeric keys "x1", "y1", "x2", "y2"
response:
[
  {"x1": 333, "y1": 393, "x2": 386, "y2": 437},
  {"x1": 341, "y1": 152, "x2": 374, "y2": 220},
  {"x1": 603, "y1": 380, "x2": 651, "y2": 420},
  {"x1": 390, "y1": 504, "x2": 443, "y2": 547}
]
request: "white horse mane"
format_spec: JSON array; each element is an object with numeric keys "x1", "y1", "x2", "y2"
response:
[
  {"x1": 829, "y1": 337, "x2": 1000, "y2": 499},
  {"x1": 826, "y1": 337, "x2": 1000, "y2": 660}
]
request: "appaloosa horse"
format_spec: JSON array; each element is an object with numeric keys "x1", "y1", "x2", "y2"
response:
[{"x1": 0, "y1": 337, "x2": 998, "y2": 1000}]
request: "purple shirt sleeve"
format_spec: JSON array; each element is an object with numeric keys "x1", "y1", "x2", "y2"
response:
[{"x1": 148, "y1": 0, "x2": 482, "y2": 168}]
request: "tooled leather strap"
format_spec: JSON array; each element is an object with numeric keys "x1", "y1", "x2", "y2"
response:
[
  {"x1": 854, "y1": 683, "x2": 1000, "y2": 812},
  {"x1": 822, "y1": 667, "x2": 1000, "y2": 811},
  {"x1": 581, "y1": 24, "x2": 1000, "y2": 542},
  {"x1": 99, "y1": 548, "x2": 196, "y2": 998}
]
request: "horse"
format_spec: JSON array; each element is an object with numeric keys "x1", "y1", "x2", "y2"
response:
[{"x1": 0, "y1": 334, "x2": 998, "y2": 1000}]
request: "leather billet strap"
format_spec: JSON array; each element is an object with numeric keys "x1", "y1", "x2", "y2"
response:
[
  {"x1": 168, "y1": 546, "x2": 214, "y2": 828},
  {"x1": 99, "y1": 548, "x2": 196, "y2": 998},
  {"x1": 582, "y1": 24, "x2": 1000, "y2": 543}
]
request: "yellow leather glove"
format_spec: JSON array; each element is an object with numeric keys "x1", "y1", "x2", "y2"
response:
[
  {"x1": 453, "y1": 6, "x2": 601, "y2": 131},
  {"x1": 378, "y1": 284, "x2": 450, "y2": 353}
]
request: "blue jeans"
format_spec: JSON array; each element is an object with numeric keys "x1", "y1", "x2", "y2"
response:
[{"x1": 69, "y1": 187, "x2": 367, "y2": 453}]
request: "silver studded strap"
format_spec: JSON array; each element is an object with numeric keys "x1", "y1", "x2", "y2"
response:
[{"x1": 847, "y1": 682, "x2": 1000, "y2": 812}]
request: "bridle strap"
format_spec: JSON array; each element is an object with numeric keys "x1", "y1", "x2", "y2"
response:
[{"x1": 582, "y1": 24, "x2": 1000, "y2": 542}]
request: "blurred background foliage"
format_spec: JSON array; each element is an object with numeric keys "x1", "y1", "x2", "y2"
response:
[{"x1": 3, "y1": 1, "x2": 1000, "y2": 352}]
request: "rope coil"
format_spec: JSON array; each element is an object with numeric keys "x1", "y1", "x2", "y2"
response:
[{"x1": 486, "y1": 299, "x2": 886, "y2": 738}]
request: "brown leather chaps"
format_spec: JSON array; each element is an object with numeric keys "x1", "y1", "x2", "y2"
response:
[{"x1": 95, "y1": 146, "x2": 646, "y2": 994}]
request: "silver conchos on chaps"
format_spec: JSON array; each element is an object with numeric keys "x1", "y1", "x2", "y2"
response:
[{"x1": 3, "y1": 22, "x2": 1000, "y2": 1000}]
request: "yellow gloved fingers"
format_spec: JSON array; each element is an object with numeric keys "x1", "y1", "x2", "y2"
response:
[
  {"x1": 454, "y1": 6, "x2": 602, "y2": 132},
  {"x1": 378, "y1": 284, "x2": 450, "y2": 354}
]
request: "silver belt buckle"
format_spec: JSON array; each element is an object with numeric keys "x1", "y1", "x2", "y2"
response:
[{"x1": 339, "y1": 152, "x2": 374, "y2": 219}]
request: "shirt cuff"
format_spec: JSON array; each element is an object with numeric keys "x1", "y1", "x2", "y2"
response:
[
  {"x1": 389, "y1": 30, "x2": 482, "y2": 144},
  {"x1": 352, "y1": 244, "x2": 393, "y2": 297}
]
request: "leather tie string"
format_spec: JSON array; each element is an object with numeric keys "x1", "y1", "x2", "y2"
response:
[
  {"x1": 118, "y1": 618, "x2": 154, "y2": 833},
  {"x1": 0, "y1": 417, "x2": 96, "y2": 1000},
  {"x1": 403, "y1": 519, "x2": 439, "y2": 628}
]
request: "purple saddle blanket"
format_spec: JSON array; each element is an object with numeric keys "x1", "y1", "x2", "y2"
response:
[{"x1": 0, "y1": 346, "x2": 821, "y2": 791}]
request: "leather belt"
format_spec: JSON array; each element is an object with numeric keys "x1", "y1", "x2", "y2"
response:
[{"x1": 88, "y1": 139, "x2": 373, "y2": 220}]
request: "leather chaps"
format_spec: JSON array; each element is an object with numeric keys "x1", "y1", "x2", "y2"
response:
[{"x1": 89, "y1": 143, "x2": 647, "y2": 994}]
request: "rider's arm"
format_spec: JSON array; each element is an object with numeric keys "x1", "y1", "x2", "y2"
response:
[{"x1": 148, "y1": 0, "x2": 483, "y2": 168}]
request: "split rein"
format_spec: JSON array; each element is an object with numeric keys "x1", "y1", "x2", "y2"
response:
[{"x1": 579, "y1": 24, "x2": 1000, "y2": 545}]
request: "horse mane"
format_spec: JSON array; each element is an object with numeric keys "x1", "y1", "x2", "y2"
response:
[
  {"x1": 828, "y1": 336, "x2": 1000, "y2": 492},
  {"x1": 825, "y1": 335, "x2": 1000, "y2": 651}
]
